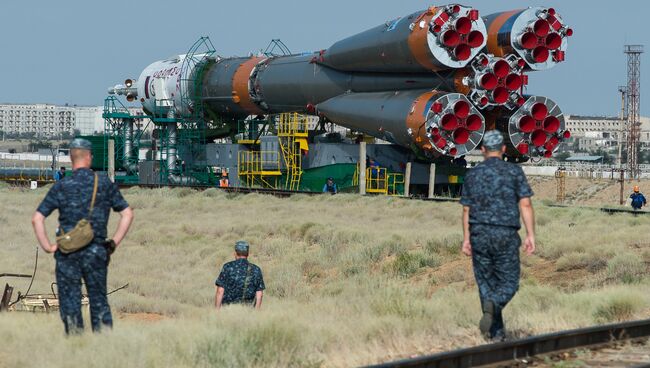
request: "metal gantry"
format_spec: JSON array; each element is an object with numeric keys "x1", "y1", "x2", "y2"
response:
[
  {"x1": 624, "y1": 45, "x2": 643, "y2": 179},
  {"x1": 278, "y1": 113, "x2": 307, "y2": 191},
  {"x1": 237, "y1": 113, "x2": 307, "y2": 190},
  {"x1": 152, "y1": 37, "x2": 216, "y2": 185},
  {"x1": 175, "y1": 37, "x2": 216, "y2": 183},
  {"x1": 103, "y1": 96, "x2": 148, "y2": 182}
]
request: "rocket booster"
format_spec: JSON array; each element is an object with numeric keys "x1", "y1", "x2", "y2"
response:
[{"x1": 108, "y1": 4, "x2": 572, "y2": 160}]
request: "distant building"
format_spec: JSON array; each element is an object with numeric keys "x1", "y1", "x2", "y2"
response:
[
  {"x1": 564, "y1": 115, "x2": 650, "y2": 151},
  {"x1": 75, "y1": 106, "x2": 106, "y2": 135},
  {"x1": 0, "y1": 103, "x2": 145, "y2": 138}
]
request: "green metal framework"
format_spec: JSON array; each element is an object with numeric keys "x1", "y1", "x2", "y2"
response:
[
  {"x1": 263, "y1": 39, "x2": 291, "y2": 57},
  {"x1": 103, "y1": 96, "x2": 150, "y2": 183}
]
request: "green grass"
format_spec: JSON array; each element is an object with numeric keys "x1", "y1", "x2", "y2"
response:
[{"x1": 0, "y1": 185, "x2": 649, "y2": 367}]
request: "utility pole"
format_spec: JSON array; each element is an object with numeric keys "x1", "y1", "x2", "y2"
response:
[
  {"x1": 555, "y1": 167, "x2": 566, "y2": 203},
  {"x1": 619, "y1": 168, "x2": 625, "y2": 205}
]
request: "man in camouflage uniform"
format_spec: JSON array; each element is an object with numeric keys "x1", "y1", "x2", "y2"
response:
[
  {"x1": 215, "y1": 241, "x2": 265, "y2": 309},
  {"x1": 32, "y1": 138, "x2": 134, "y2": 334},
  {"x1": 460, "y1": 130, "x2": 536, "y2": 340}
]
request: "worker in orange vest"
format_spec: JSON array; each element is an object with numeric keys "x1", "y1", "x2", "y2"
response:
[{"x1": 219, "y1": 172, "x2": 229, "y2": 188}]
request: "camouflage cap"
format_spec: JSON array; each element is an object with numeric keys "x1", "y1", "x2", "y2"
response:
[
  {"x1": 69, "y1": 138, "x2": 93, "y2": 151},
  {"x1": 482, "y1": 130, "x2": 504, "y2": 151},
  {"x1": 235, "y1": 240, "x2": 250, "y2": 254}
]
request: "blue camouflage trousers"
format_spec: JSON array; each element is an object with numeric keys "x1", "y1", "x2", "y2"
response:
[
  {"x1": 55, "y1": 243, "x2": 112, "y2": 334},
  {"x1": 470, "y1": 224, "x2": 521, "y2": 337}
]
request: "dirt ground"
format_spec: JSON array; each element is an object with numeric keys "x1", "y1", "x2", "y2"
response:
[
  {"x1": 118, "y1": 312, "x2": 167, "y2": 323},
  {"x1": 527, "y1": 176, "x2": 650, "y2": 207}
]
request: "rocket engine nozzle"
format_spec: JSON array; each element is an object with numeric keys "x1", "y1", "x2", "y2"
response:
[
  {"x1": 484, "y1": 7, "x2": 571, "y2": 71},
  {"x1": 494, "y1": 95, "x2": 570, "y2": 159},
  {"x1": 428, "y1": 5, "x2": 488, "y2": 66},
  {"x1": 424, "y1": 94, "x2": 486, "y2": 157},
  {"x1": 463, "y1": 54, "x2": 526, "y2": 110}
]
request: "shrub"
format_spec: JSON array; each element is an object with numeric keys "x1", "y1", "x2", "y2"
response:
[
  {"x1": 593, "y1": 295, "x2": 642, "y2": 323},
  {"x1": 555, "y1": 251, "x2": 607, "y2": 273},
  {"x1": 606, "y1": 254, "x2": 646, "y2": 284},
  {"x1": 389, "y1": 250, "x2": 441, "y2": 278},
  {"x1": 425, "y1": 234, "x2": 462, "y2": 256},
  {"x1": 391, "y1": 252, "x2": 420, "y2": 278}
]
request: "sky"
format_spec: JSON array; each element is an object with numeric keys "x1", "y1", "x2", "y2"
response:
[{"x1": 0, "y1": 0, "x2": 647, "y2": 116}]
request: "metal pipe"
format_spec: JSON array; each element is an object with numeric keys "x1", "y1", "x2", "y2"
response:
[
  {"x1": 108, "y1": 139, "x2": 115, "y2": 182},
  {"x1": 163, "y1": 122, "x2": 199, "y2": 185},
  {"x1": 167, "y1": 122, "x2": 177, "y2": 172},
  {"x1": 123, "y1": 119, "x2": 137, "y2": 174}
]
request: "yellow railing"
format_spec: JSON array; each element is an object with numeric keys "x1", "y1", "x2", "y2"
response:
[
  {"x1": 236, "y1": 112, "x2": 309, "y2": 190},
  {"x1": 278, "y1": 112, "x2": 309, "y2": 137},
  {"x1": 278, "y1": 112, "x2": 307, "y2": 191},
  {"x1": 366, "y1": 167, "x2": 388, "y2": 194},
  {"x1": 237, "y1": 150, "x2": 282, "y2": 188},
  {"x1": 352, "y1": 165, "x2": 404, "y2": 196}
]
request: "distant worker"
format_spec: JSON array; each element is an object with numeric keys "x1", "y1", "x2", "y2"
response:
[
  {"x1": 460, "y1": 130, "x2": 535, "y2": 341},
  {"x1": 54, "y1": 166, "x2": 66, "y2": 181},
  {"x1": 322, "y1": 177, "x2": 338, "y2": 194},
  {"x1": 366, "y1": 155, "x2": 380, "y2": 172},
  {"x1": 630, "y1": 186, "x2": 647, "y2": 210},
  {"x1": 215, "y1": 241, "x2": 265, "y2": 309},
  {"x1": 219, "y1": 172, "x2": 229, "y2": 188},
  {"x1": 31, "y1": 138, "x2": 134, "y2": 334}
]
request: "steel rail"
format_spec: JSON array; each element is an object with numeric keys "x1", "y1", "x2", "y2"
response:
[
  {"x1": 365, "y1": 319, "x2": 650, "y2": 368},
  {"x1": 0, "y1": 273, "x2": 32, "y2": 279},
  {"x1": 116, "y1": 183, "x2": 463, "y2": 202},
  {"x1": 1, "y1": 178, "x2": 643, "y2": 209}
]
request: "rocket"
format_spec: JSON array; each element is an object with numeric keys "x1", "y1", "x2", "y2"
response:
[{"x1": 108, "y1": 4, "x2": 572, "y2": 161}]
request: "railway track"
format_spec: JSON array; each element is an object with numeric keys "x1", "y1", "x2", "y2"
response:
[
  {"x1": 117, "y1": 183, "x2": 463, "y2": 202},
  {"x1": 530, "y1": 339, "x2": 650, "y2": 367},
  {"x1": 2, "y1": 178, "x2": 645, "y2": 209},
  {"x1": 367, "y1": 319, "x2": 650, "y2": 368}
]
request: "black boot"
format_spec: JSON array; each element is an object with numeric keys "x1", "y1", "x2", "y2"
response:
[{"x1": 479, "y1": 300, "x2": 495, "y2": 337}]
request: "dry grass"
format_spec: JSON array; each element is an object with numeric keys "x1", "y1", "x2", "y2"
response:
[{"x1": 0, "y1": 184, "x2": 649, "y2": 367}]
